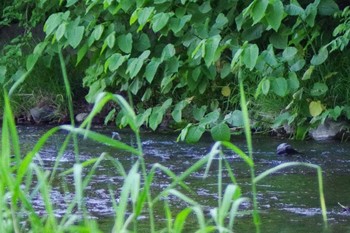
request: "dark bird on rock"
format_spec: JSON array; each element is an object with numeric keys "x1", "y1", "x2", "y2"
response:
[{"x1": 276, "y1": 143, "x2": 300, "y2": 156}]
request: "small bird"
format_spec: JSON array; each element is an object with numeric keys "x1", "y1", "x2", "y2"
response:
[{"x1": 276, "y1": 143, "x2": 300, "y2": 156}]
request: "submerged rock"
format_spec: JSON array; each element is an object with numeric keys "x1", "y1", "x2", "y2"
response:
[{"x1": 276, "y1": 143, "x2": 300, "y2": 156}]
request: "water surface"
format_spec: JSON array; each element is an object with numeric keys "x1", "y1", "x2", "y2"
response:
[{"x1": 17, "y1": 126, "x2": 350, "y2": 232}]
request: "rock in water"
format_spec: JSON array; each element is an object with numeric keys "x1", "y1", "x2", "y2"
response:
[
  {"x1": 30, "y1": 106, "x2": 55, "y2": 123},
  {"x1": 276, "y1": 143, "x2": 299, "y2": 156}
]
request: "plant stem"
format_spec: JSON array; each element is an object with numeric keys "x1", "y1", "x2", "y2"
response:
[
  {"x1": 58, "y1": 48, "x2": 80, "y2": 162},
  {"x1": 238, "y1": 68, "x2": 260, "y2": 232}
]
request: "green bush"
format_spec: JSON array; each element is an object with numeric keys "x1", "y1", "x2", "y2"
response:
[{"x1": 3, "y1": 0, "x2": 350, "y2": 140}]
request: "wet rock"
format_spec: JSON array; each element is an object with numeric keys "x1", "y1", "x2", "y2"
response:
[
  {"x1": 276, "y1": 143, "x2": 300, "y2": 156},
  {"x1": 76, "y1": 113, "x2": 89, "y2": 123},
  {"x1": 30, "y1": 106, "x2": 56, "y2": 123},
  {"x1": 309, "y1": 119, "x2": 347, "y2": 140}
]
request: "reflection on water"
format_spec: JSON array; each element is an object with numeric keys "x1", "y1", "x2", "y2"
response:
[{"x1": 16, "y1": 126, "x2": 350, "y2": 232}]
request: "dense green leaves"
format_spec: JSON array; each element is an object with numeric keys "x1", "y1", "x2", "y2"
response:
[{"x1": 16, "y1": 0, "x2": 348, "y2": 141}]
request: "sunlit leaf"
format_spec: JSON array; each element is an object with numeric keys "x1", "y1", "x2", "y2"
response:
[
  {"x1": 309, "y1": 101, "x2": 323, "y2": 117},
  {"x1": 221, "y1": 86, "x2": 231, "y2": 97}
]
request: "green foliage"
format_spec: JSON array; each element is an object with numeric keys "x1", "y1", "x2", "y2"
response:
[{"x1": 2, "y1": 0, "x2": 350, "y2": 140}]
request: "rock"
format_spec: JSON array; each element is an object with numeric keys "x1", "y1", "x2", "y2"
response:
[
  {"x1": 276, "y1": 143, "x2": 300, "y2": 156},
  {"x1": 30, "y1": 106, "x2": 55, "y2": 123},
  {"x1": 309, "y1": 119, "x2": 347, "y2": 140},
  {"x1": 76, "y1": 113, "x2": 89, "y2": 123}
]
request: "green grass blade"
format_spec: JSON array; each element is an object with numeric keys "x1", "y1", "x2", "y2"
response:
[
  {"x1": 221, "y1": 141, "x2": 254, "y2": 168},
  {"x1": 174, "y1": 207, "x2": 192, "y2": 233},
  {"x1": 254, "y1": 162, "x2": 319, "y2": 183},
  {"x1": 238, "y1": 68, "x2": 260, "y2": 231},
  {"x1": 59, "y1": 125, "x2": 141, "y2": 155},
  {"x1": 31, "y1": 164, "x2": 57, "y2": 229},
  {"x1": 113, "y1": 162, "x2": 139, "y2": 232},
  {"x1": 73, "y1": 164, "x2": 83, "y2": 211},
  {"x1": 254, "y1": 162, "x2": 328, "y2": 224},
  {"x1": 3, "y1": 92, "x2": 21, "y2": 162}
]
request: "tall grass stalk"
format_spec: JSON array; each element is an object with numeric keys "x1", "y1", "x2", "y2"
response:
[
  {"x1": 58, "y1": 48, "x2": 80, "y2": 163},
  {"x1": 238, "y1": 68, "x2": 260, "y2": 232}
]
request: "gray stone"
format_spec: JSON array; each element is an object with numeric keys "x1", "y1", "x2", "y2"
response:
[
  {"x1": 30, "y1": 106, "x2": 55, "y2": 123},
  {"x1": 309, "y1": 119, "x2": 347, "y2": 140},
  {"x1": 76, "y1": 113, "x2": 89, "y2": 122}
]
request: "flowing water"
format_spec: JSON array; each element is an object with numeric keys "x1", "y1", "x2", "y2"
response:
[{"x1": 17, "y1": 126, "x2": 350, "y2": 232}]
